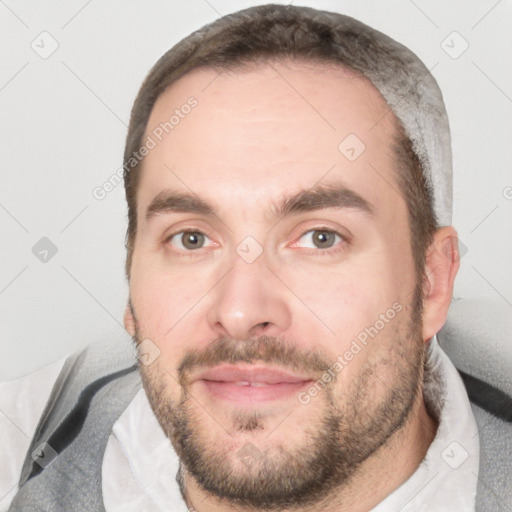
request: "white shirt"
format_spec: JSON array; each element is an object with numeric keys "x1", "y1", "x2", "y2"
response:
[{"x1": 0, "y1": 338, "x2": 479, "y2": 511}]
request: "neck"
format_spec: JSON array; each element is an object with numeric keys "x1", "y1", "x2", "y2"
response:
[{"x1": 181, "y1": 394, "x2": 437, "y2": 512}]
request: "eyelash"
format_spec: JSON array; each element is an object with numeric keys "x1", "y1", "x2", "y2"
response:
[
  {"x1": 164, "y1": 228, "x2": 348, "y2": 255},
  {"x1": 164, "y1": 230, "x2": 215, "y2": 257},
  {"x1": 291, "y1": 227, "x2": 347, "y2": 255}
]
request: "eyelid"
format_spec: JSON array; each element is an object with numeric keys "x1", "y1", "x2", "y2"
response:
[
  {"x1": 288, "y1": 222, "x2": 350, "y2": 242},
  {"x1": 288, "y1": 226, "x2": 349, "y2": 253},
  {"x1": 161, "y1": 219, "x2": 216, "y2": 244},
  {"x1": 164, "y1": 228, "x2": 217, "y2": 253}
]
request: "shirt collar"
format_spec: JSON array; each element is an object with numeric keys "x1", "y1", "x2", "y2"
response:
[{"x1": 372, "y1": 336, "x2": 480, "y2": 511}]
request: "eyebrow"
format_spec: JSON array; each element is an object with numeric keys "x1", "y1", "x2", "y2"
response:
[
  {"x1": 145, "y1": 192, "x2": 215, "y2": 222},
  {"x1": 145, "y1": 183, "x2": 374, "y2": 223},
  {"x1": 273, "y1": 183, "x2": 374, "y2": 218}
]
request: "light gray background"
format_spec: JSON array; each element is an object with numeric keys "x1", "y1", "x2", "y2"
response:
[{"x1": 1, "y1": 0, "x2": 511, "y2": 380}]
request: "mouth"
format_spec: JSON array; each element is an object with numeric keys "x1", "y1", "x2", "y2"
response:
[{"x1": 191, "y1": 364, "x2": 314, "y2": 403}]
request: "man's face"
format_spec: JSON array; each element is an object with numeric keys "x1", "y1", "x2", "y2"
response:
[{"x1": 126, "y1": 61, "x2": 425, "y2": 508}]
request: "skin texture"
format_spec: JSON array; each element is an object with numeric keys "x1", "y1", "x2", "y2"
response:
[{"x1": 124, "y1": 60, "x2": 459, "y2": 511}]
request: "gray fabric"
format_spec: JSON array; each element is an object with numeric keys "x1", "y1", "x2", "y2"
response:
[
  {"x1": 439, "y1": 298, "x2": 512, "y2": 510},
  {"x1": 439, "y1": 298, "x2": 512, "y2": 397},
  {"x1": 472, "y1": 404, "x2": 512, "y2": 511},
  {"x1": 9, "y1": 337, "x2": 140, "y2": 512}
]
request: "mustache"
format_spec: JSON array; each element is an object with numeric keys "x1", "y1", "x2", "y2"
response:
[{"x1": 177, "y1": 335, "x2": 333, "y2": 386}]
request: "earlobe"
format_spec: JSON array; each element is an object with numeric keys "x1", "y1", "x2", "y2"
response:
[
  {"x1": 421, "y1": 227, "x2": 460, "y2": 341},
  {"x1": 124, "y1": 300, "x2": 136, "y2": 337}
]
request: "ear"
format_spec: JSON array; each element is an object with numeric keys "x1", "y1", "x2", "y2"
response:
[
  {"x1": 422, "y1": 226, "x2": 460, "y2": 341},
  {"x1": 124, "y1": 300, "x2": 136, "y2": 337}
]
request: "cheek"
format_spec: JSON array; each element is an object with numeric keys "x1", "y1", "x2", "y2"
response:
[
  {"x1": 278, "y1": 258, "x2": 410, "y2": 382},
  {"x1": 282, "y1": 265, "x2": 394, "y2": 335},
  {"x1": 129, "y1": 257, "x2": 209, "y2": 342}
]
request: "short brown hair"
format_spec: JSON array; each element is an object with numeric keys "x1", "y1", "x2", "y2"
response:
[{"x1": 123, "y1": 4, "x2": 437, "y2": 279}]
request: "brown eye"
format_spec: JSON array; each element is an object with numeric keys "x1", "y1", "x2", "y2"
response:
[
  {"x1": 312, "y1": 230, "x2": 336, "y2": 249},
  {"x1": 169, "y1": 231, "x2": 207, "y2": 250},
  {"x1": 296, "y1": 229, "x2": 343, "y2": 250}
]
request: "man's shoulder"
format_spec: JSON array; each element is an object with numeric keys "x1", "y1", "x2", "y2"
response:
[
  {"x1": 471, "y1": 402, "x2": 512, "y2": 511},
  {"x1": 1, "y1": 336, "x2": 139, "y2": 511},
  {"x1": 0, "y1": 358, "x2": 66, "y2": 510},
  {"x1": 4, "y1": 337, "x2": 141, "y2": 511},
  {"x1": 438, "y1": 297, "x2": 512, "y2": 510}
]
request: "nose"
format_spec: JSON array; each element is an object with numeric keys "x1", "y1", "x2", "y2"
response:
[{"x1": 206, "y1": 254, "x2": 292, "y2": 340}]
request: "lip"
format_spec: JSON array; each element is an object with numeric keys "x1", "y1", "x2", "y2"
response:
[{"x1": 192, "y1": 364, "x2": 313, "y2": 403}]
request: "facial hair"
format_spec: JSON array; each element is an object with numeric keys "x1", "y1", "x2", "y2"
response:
[{"x1": 136, "y1": 296, "x2": 425, "y2": 510}]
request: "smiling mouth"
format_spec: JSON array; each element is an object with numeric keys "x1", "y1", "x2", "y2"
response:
[{"x1": 192, "y1": 364, "x2": 314, "y2": 403}]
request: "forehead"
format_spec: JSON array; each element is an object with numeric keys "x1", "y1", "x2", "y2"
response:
[{"x1": 137, "y1": 60, "x2": 403, "y2": 221}]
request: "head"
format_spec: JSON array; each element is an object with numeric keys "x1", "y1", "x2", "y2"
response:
[{"x1": 122, "y1": 5, "x2": 459, "y2": 510}]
